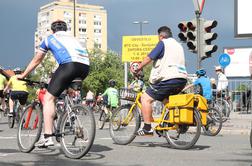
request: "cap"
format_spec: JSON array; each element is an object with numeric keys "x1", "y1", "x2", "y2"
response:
[{"x1": 215, "y1": 66, "x2": 222, "y2": 71}]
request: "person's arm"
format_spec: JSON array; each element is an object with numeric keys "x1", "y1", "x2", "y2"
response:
[
  {"x1": 137, "y1": 56, "x2": 152, "y2": 71},
  {"x1": 135, "y1": 41, "x2": 164, "y2": 73},
  {"x1": 3, "y1": 78, "x2": 11, "y2": 93},
  {"x1": 182, "y1": 84, "x2": 194, "y2": 92},
  {"x1": 18, "y1": 51, "x2": 46, "y2": 79}
]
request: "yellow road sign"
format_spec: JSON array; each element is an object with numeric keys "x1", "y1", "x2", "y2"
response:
[{"x1": 122, "y1": 35, "x2": 158, "y2": 62}]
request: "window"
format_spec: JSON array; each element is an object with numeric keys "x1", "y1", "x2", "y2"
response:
[
  {"x1": 79, "y1": 28, "x2": 86, "y2": 33},
  {"x1": 94, "y1": 29, "x2": 101, "y2": 33},
  {"x1": 94, "y1": 21, "x2": 101, "y2": 26}
]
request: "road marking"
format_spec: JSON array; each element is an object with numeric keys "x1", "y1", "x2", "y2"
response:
[
  {"x1": 0, "y1": 136, "x2": 16, "y2": 139},
  {"x1": 99, "y1": 137, "x2": 112, "y2": 140},
  {"x1": 0, "y1": 153, "x2": 9, "y2": 157}
]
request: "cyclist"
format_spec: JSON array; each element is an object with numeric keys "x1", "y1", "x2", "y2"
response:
[
  {"x1": 134, "y1": 26, "x2": 187, "y2": 136},
  {"x1": 17, "y1": 20, "x2": 90, "y2": 147},
  {"x1": 0, "y1": 68, "x2": 7, "y2": 111},
  {"x1": 99, "y1": 80, "x2": 119, "y2": 116},
  {"x1": 183, "y1": 69, "x2": 212, "y2": 102},
  {"x1": 215, "y1": 66, "x2": 228, "y2": 97},
  {"x1": 3, "y1": 68, "x2": 29, "y2": 117}
]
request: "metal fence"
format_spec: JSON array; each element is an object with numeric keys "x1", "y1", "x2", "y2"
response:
[{"x1": 213, "y1": 80, "x2": 252, "y2": 113}]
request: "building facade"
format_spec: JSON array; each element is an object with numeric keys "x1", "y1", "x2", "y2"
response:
[{"x1": 35, "y1": 0, "x2": 107, "y2": 52}]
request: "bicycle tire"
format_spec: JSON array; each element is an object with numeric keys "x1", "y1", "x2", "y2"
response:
[
  {"x1": 60, "y1": 104, "x2": 95, "y2": 159},
  {"x1": 97, "y1": 110, "x2": 106, "y2": 129},
  {"x1": 202, "y1": 107, "x2": 222, "y2": 136},
  {"x1": 8, "y1": 109, "x2": 15, "y2": 128},
  {"x1": 109, "y1": 104, "x2": 141, "y2": 145},
  {"x1": 216, "y1": 99, "x2": 230, "y2": 122},
  {"x1": 17, "y1": 103, "x2": 43, "y2": 153},
  {"x1": 164, "y1": 109, "x2": 201, "y2": 150},
  {"x1": 250, "y1": 128, "x2": 252, "y2": 149}
]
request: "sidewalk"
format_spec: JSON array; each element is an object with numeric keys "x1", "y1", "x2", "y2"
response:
[{"x1": 220, "y1": 111, "x2": 252, "y2": 135}]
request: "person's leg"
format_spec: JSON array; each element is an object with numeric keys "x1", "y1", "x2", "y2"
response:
[
  {"x1": 43, "y1": 91, "x2": 56, "y2": 135},
  {"x1": 140, "y1": 92, "x2": 154, "y2": 124},
  {"x1": 136, "y1": 92, "x2": 154, "y2": 136},
  {"x1": 9, "y1": 97, "x2": 14, "y2": 114}
]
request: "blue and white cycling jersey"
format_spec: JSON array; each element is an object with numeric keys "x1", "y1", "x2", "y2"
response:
[{"x1": 39, "y1": 31, "x2": 89, "y2": 65}]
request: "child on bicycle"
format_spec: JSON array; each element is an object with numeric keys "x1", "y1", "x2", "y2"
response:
[
  {"x1": 183, "y1": 69, "x2": 212, "y2": 103},
  {"x1": 98, "y1": 79, "x2": 119, "y2": 116}
]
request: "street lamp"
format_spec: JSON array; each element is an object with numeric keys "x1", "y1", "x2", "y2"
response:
[
  {"x1": 73, "y1": 0, "x2": 76, "y2": 37},
  {"x1": 133, "y1": 21, "x2": 149, "y2": 35}
]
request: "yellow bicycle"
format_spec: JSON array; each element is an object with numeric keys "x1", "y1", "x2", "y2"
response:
[{"x1": 109, "y1": 88, "x2": 208, "y2": 150}]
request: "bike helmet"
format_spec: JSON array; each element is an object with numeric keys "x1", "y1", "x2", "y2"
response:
[
  {"x1": 109, "y1": 79, "x2": 116, "y2": 87},
  {"x1": 51, "y1": 20, "x2": 67, "y2": 33},
  {"x1": 13, "y1": 67, "x2": 22, "y2": 74},
  {"x1": 195, "y1": 69, "x2": 206, "y2": 77}
]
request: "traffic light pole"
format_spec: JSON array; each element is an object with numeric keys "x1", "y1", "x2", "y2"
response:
[{"x1": 196, "y1": 11, "x2": 201, "y2": 69}]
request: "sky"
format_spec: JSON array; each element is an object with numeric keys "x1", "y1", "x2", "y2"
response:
[{"x1": 0, "y1": 0, "x2": 252, "y2": 78}]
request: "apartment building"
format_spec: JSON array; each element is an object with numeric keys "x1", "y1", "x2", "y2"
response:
[{"x1": 35, "y1": 0, "x2": 107, "y2": 52}]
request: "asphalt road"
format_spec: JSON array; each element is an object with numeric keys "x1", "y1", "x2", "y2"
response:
[{"x1": 0, "y1": 116, "x2": 251, "y2": 166}]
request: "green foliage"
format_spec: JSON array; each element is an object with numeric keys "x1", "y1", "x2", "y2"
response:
[
  {"x1": 236, "y1": 84, "x2": 249, "y2": 91},
  {"x1": 27, "y1": 53, "x2": 56, "y2": 102},
  {"x1": 83, "y1": 50, "x2": 124, "y2": 95}
]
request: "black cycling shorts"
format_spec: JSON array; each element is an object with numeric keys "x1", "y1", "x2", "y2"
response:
[
  {"x1": 47, "y1": 62, "x2": 89, "y2": 97},
  {"x1": 0, "y1": 90, "x2": 4, "y2": 98},
  {"x1": 146, "y1": 78, "x2": 187, "y2": 101},
  {"x1": 10, "y1": 91, "x2": 29, "y2": 105}
]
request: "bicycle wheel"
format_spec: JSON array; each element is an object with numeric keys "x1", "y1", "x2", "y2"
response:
[
  {"x1": 202, "y1": 107, "x2": 222, "y2": 136},
  {"x1": 164, "y1": 109, "x2": 201, "y2": 150},
  {"x1": 216, "y1": 99, "x2": 230, "y2": 122},
  {"x1": 97, "y1": 110, "x2": 106, "y2": 129},
  {"x1": 60, "y1": 104, "x2": 95, "y2": 159},
  {"x1": 8, "y1": 109, "x2": 15, "y2": 128},
  {"x1": 109, "y1": 104, "x2": 141, "y2": 145},
  {"x1": 250, "y1": 128, "x2": 252, "y2": 149},
  {"x1": 17, "y1": 103, "x2": 43, "y2": 153}
]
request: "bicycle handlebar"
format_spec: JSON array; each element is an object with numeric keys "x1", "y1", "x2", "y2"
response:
[{"x1": 18, "y1": 78, "x2": 47, "y2": 87}]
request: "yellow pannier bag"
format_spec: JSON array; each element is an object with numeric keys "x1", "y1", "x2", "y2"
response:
[
  {"x1": 200, "y1": 111, "x2": 208, "y2": 126},
  {"x1": 168, "y1": 94, "x2": 195, "y2": 124},
  {"x1": 196, "y1": 95, "x2": 208, "y2": 126},
  {"x1": 196, "y1": 95, "x2": 208, "y2": 111},
  {"x1": 169, "y1": 108, "x2": 194, "y2": 124},
  {"x1": 168, "y1": 94, "x2": 194, "y2": 108}
]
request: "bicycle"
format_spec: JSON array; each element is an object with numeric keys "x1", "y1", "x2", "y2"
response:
[
  {"x1": 17, "y1": 79, "x2": 96, "y2": 159},
  {"x1": 97, "y1": 104, "x2": 117, "y2": 130},
  {"x1": 7, "y1": 95, "x2": 23, "y2": 128},
  {"x1": 250, "y1": 122, "x2": 252, "y2": 149},
  {"x1": 212, "y1": 93, "x2": 231, "y2": 123},
  {"x1": 109, "y1": 88, "x2": 208, "y2": 150}
]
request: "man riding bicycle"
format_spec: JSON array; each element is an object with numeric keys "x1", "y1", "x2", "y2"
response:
[
  {"x1": 3, "y1": 68, "x2": 29, "y2": 117},
  {"x1": 18, "y1": 20, "x2": 90, "y2": 147},
  {"x1": 134, "y1": 26, "x2": 187, "y2": 136}
]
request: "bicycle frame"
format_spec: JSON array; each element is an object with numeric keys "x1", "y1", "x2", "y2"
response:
[{"x1": 121, "y1": 92, "x2": 178, "y2": 131}]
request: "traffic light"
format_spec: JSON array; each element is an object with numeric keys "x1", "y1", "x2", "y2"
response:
[
  {"x1": 178, "y1": 21, "x2": 188, "y2": 42},
  {"x1": 200, "y1": 19, "x2": 218, "y2": 60},
  {"x1": 186, "y1": 19, "x2": 197, "y2": 53}
]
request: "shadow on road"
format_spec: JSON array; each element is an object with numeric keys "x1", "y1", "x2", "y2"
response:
[
  {"x1": 128, "y1": 141, "x2": 210, "y2": 151},
  {"x1": 0, "y1": 148, "x2": 19, "y2": 153},
  {"x1": 90, "y1": 143, "x2": 113, "y2": 153}
]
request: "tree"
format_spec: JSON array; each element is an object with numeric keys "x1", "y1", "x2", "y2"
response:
[{"x1": 83, "y1": 50, "x2": 124, "y2": 95}]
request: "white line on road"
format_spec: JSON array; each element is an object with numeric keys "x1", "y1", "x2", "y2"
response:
[{"x1": 0, "y1": 136, "x2": 16, "y2": 139}]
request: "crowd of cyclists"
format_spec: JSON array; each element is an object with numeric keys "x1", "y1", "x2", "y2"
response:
[{"x1": 1, "y1": 20, "x2": 250, "y2": 159}]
